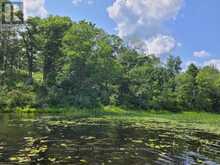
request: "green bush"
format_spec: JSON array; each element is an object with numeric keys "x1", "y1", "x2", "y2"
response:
[
  {"x1": 0, "y1": 86, "x2": 37, "y2": 110},
  {"x1": 7, "y1": 90, "x2": 33, "y2": 107}
]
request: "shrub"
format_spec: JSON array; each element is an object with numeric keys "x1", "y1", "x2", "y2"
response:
[{"x1": 6, "y1": 89, "x2": 36, "y2": 108}]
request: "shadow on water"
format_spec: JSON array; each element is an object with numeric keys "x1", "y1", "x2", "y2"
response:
[{"x1": 0, "y1": 113, "x2": 220, "y2": 165}]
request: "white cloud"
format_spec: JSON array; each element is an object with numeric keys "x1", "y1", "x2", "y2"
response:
[
  {"x1": 23, "y1": 0, "x2": 48, "y2": 19},
  {"x1": 144, "y1": 35, "x2": 176, "y2": 57},
  {"x1": 72, "y1": 0, "x2": 94, "y2": 6},
  {"x1": 87, "y1": 0, "x2": 94, "y2": 5},
  {"x1": 204, "y1": 59, "x2": 220, "y2": 70},
  {"x1": 193, "y1": 50, "x2": 210, "y2": 58},
  {"x1": 72, "y1": 0, "x2": 83, "y2": 5},
  {"x1": 107, "y1": 0, "x2": 183, "y2": 56}
]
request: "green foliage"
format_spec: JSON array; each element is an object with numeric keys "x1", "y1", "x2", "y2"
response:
[
  {"x1": 1, "y1": 15, "x2": 220, "y2": 113},
  {"x1": 196, "y1": 66, "x2": 220, "y2": 112},
  {"x1": 176, "y1": 73, "x2": 196, "y2": 109},
  {"x1": 52, "y1": 21, "x2": 123, "y2": 108},
  {"x1": 0, "y1": 85, "x2": 37, "y2": 110},
  {"x1": 40, "y1": 16, "x2": 72, "y2": 86},
  {"x1": 176, "y1": 64, "x2": 199, "y2": 110}
]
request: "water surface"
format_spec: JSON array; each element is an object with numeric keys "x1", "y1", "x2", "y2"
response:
[{"x1": 0, "y1": 113, "x2": 220, "y2": 165}]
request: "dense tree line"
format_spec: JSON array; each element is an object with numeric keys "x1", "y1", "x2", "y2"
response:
[{"x1": 1, "y1": 15, "x2": 220, "y2": 112}]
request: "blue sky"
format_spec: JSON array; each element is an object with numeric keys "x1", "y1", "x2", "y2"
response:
[
  {"x1": 24, "y1": 0, "x2": 220, "y2": 69},
  {"x1": 45, "y1": 0, "x2": 115, "y2": 33}
]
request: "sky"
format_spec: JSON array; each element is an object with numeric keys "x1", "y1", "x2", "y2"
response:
[{"x1": 21, "y1": 0, "x2": 220, "y2": 69}]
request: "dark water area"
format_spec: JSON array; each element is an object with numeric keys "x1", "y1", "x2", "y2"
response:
[{"x1": 0, "y1": 113, "x2": 220, "y2": 165}]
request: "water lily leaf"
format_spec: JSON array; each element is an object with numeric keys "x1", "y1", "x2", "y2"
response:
[
  {"x1": 60, "y1": 143, "x2": 68, "y2": 147},
  {"x1": 48, "y1": 157, "x2": 56, "y2": 162},
  {"x1": 131, "y1": 140, "x2": 143, "y2": 143},
  {"x1": 9, "y1": 157, "x2": 17, "y2": 161},
  {"x1": 80, "y1": 159, "x2": 88, "y2": 163},
  {"x1": 85, "y1": 136, "x2": 96, "y2": 140},
  {"x1": 197, "y1": 159, "x2": 203, "y2": 163}
]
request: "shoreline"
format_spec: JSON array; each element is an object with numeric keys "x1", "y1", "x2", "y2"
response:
[{"x1": 1, "y1": 106, "x2": 220, "y2": 135}]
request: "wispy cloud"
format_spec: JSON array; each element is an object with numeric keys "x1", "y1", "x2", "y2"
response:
[
  {"x1": 72, "y1": 0, "x2": 83, "y2": 6},
  {"x1": 72, "y1": 0, "x2": 94, "y2": 6},
  {"x1": 193, "y1": 50, "x2": 210, "y2": 58}
]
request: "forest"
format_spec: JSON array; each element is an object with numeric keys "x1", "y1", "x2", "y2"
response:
[{"x1": 1, "y1": 15, "x2": 220, "y2": 113}]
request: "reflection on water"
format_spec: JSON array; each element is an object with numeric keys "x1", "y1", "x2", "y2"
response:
[{"x1": 0, "y1": 113, "x2": 220, "y2": 165}]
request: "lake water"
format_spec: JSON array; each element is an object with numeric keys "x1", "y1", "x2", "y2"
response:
[{"x1": 0, "y1": 113, "x2": 220, "y2": 165}]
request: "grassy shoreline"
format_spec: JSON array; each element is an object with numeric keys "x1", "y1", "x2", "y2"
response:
[{"x1": 1, "y1": 106, "x2": 220, "y2": 134}]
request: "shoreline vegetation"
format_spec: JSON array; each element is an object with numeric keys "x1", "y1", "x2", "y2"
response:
[
  {"x1": 2, "y1": 106, "x2": 220, "y2": 135},
  {"x1": 1, "y1": 15, "x2": 220, "y2": 114}
]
